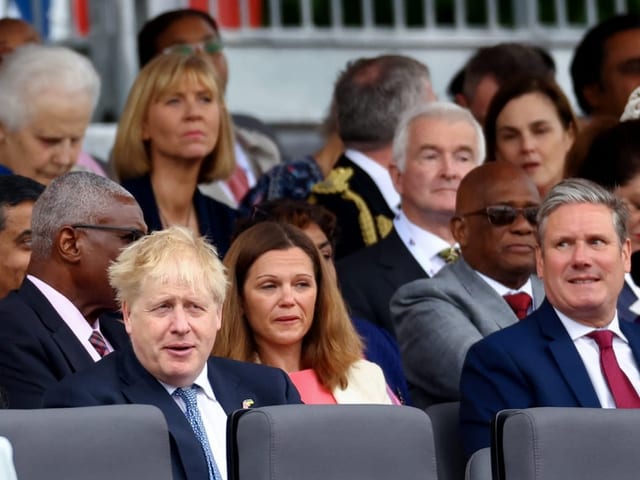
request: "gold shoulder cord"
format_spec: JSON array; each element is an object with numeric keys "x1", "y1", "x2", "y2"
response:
[{"x1": 311, "y1": 167, "x2": 389, "y2": 246}]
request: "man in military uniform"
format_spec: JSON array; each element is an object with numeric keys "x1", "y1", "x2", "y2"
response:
[{"x1": 310, "y1": 54, "x2": 435, "y2": 259}]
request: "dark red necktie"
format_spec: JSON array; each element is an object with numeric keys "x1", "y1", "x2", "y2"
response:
[
  {"x1": 587, "y1": 330, "x2": 640, "y2": 408},
  {"x1": 89, "y1": 330, "x2": 109, "y2": 358},
  {"x1": 503, "y1": 292, "x2": 532, "y2": 320}
]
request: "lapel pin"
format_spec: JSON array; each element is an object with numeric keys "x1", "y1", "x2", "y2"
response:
[{"x1": 242, "y1": 398, "x2": 255, "y2": 409}]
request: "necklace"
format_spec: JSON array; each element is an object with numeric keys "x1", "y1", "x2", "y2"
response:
[{"x1": 158, "y1": 205, "x2": 194, "y2": 229}]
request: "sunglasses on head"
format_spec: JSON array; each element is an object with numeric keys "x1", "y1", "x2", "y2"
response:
[
  {"x1": 162, "y1": 39, "x2": 224, "y2": 56},
  {"x1": 461, "y1": 205, "x2": 539, "y2": 226}
]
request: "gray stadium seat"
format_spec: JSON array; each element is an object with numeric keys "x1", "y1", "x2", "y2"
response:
[
  {"x1": 0, "y1": 404, "x2": 172, "y2": 480},
  {"x1": 425, "y1": 401, "x2": 465, "y2": 480},
  {"x1": 227, "y1": 404, "x2": 437, "y2": 480},
  {"x1": 465, "y1": 448, "x2": 490, "y2": 480},
  {"x1": 493, "y1": 407, "x2": 640, "y2": 480}
]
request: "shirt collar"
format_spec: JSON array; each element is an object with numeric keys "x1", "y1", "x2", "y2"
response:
[
  {"x1": 394, "y1": 213, "x2": 452, "y2": 258},
  {"x1": 344, "y1": 149, "x2": 400, "y2": 214},
  {"x1": 555, "y1": 307, "x2": 628, "y2": 343},
  {"x1": 474, "y1": 270, "x2": 534, "y2": 299},
  {"x1": 159, "y1": 363, "x2": 217, "y2": 401}
]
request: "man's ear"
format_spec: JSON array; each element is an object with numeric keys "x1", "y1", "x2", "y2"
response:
[
  {"x1": 450, "y1": 216, "x2": 467, "y2": 247},
  {"x1": 56, "y1": 226, "x2": 82, "y2": 264},
  {"x1": 122, "y1": 301, "x2": 133, "y2": 334},
  {"x1": 389, "y1": 163, "x2": 403, "y2": 195}
]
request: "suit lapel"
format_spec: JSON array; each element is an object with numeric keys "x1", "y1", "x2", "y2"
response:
[
  {"x1": 617, "y1": 282, "x2": 638, "y2": 324},
  {"x1": 531, "y1": 276, "x2": 546, "y2": 309},
  {"x1": 20, "y1": 279, "x2": 94, "y2": 372},
  {"x1": 620, "y1": 321, "x2": 640, "y2": 368},
  {"x1": 537, "y1": 301, "x2": 601, "y2": 407},
  {"x1": 452, "y1": 259, "x2": 518, "y2": 329},
  {"x1": 376, "y1": 230, "x2": 427, "y2": 282},
  {"x1": 207, "y1": 358, "x2": 244, "y2": 414},
  {"x1": 119, "y1": 349, "x2": 209, "y2": 480}
]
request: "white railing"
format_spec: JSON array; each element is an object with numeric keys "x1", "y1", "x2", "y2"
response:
[{"x1": 2, "y1": 0, "x2": 633, "y2": 127}]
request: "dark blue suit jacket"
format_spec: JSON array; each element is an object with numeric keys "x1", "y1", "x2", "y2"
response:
[
  {"x1": 43, "y1": 346, "x2": 302, "y2": 480},
  {"x1": 459, "y1": 299, "x2": 640, "y2": 457},
  {"x1": 618, "y1": 281, "x2": 639, "y2": 324},
  {"x1": 122, "y1": 175, "x2": 239, "y2": 257},
  {"x1": 0, "y1": 278, "x2": 129, "y2": 409}
]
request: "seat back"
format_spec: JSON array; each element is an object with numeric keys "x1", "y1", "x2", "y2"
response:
[
  {"x1": 228, "y1": 404, "x2": 437, "y2": 480},
  {"x1": 493, "y1": 407, "x2": 640, "y2": 480},
  {"x1": 0, "y1": 405, "x2": 172, "y2": 480},
  {"x1": 424, "y1": 401, "x2": 464, "y2": 480},
  {"x1": 465, "y1": 448, "x2": 490, "y2": 480}
]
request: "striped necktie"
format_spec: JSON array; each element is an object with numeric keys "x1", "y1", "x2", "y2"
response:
[{"x1": 88, "y1": 330, "x2": 109, "y2": 357}]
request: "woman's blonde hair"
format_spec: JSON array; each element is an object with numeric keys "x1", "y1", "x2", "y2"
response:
[
  {"x1": 213, "y1": 222, "x2": 363, "y2": 391},
  {"x1": 112, "y1": 53, "x2": 235, "y2": 183}
]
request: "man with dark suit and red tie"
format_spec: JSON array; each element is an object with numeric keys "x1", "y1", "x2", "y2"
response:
[
  {"x1": 44, "y1": 227, "x2": 301, "y2": 480},
  {"x1": 0, "y1": 172, "x2": 146, "y2": 408},
  {"x1": 460, "y1": 178, "x2": 640, "y2": 458}
]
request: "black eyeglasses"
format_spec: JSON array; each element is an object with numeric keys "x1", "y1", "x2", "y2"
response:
[
  {"x1": 71, "y1": 224, "x2": 146, "y2": 244},
  {"x1": 460, "y1": 205, "x2": 539, "y2": 226}
]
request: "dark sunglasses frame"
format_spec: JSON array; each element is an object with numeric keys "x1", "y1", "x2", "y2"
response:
[
  {"x1": 70, "y1": 224, "x2": 146, "y2": 243},
  {"x1": 460, "y1": 205, "x2": 539, "y2": 226}
]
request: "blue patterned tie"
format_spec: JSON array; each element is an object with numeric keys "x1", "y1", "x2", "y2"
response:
[{"x1": 173, "y1": 386, "x2": 222, "y2": 480}]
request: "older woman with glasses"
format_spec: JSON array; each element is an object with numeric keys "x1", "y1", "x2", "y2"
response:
[{"x1": 112, "y1": 53, "x2": 238, "y2": 257}]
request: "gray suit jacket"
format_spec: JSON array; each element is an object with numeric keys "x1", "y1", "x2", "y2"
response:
[{"x1": 390, "y1": 257, "x2": 545, "y2": 408}]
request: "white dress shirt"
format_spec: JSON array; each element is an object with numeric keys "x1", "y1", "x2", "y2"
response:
[
  {"x1": 556, "y1": 309, "x2": 640, "y2": 408},
  {"x1": 393, "y1": 212, "x2": 453, "y2": 276},
  {"x1": 345, "y1": 149, "x2": 401, "y2": 215},
  {"x1": 161, "y1": 365, "x2": 229, "y2": 480}
]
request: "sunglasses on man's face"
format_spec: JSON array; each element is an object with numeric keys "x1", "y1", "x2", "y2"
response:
[
  {"x1": 162, "y1": 39, "x2": 224, "y2": 56},
  {"x1": 460, "y1": 205, "x2": 539, "y2": 226}
]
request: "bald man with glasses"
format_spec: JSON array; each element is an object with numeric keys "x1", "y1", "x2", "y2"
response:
[
  {"x1": 390, "y1": 162, "x2": 545, "y2": 408},
  {"x1": 0, "y1": 172, "x2": 147, "y2": 408}
]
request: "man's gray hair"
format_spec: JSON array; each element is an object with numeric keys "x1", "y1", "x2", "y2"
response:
[
  {"x1": 392, "y1": 101, "x2": 486, "y2": 172},
  {"x1": 334, "y1": 54, "x2": 431, "y2": 149},
  {"x1": 31, "y1": 172, "x2": 134, "y2": 259},
  {"x1": 0, "y1": 44, "x2": 100, "y2": 130},
  {"x1": 536, "y1": 178, "x2": 629, "y2": 246}
]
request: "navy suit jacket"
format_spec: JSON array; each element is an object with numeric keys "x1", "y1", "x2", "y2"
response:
[
  {"x1": 617, "y1": 280, "x2": 639, "y2": 324},
  {"x1": 459, "y1": 299, "x2": 640, "y2": 457},
  {"x1": 0, "y1": 278, "x2": 129, "y2": 409},
  {"x1": 43, "y1": 346, "x2": 302, "y2": 480},
  {"x1": 337, "y1": 228, "x2": 426, "y2": 336},
  {"x1": 122, "y1": 175, "x2": 239, "y2": 257}
]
